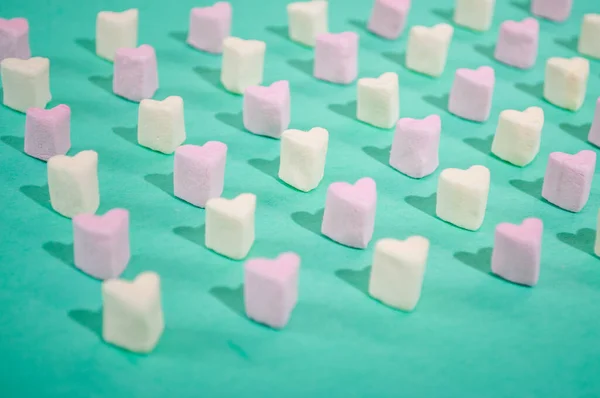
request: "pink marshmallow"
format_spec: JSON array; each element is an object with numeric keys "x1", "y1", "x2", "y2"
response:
[
  {"x1": 448, "y1": 66, "x2": 495, "y2": 122},
  {"x1": 588, "y1": 98, "x2": 600, "y2": 147},
  {"x1": 174, "y1": 142, "x2": 227, "y2": 208},
  {"x1": 542, "y1": 150, "x2": 596, "y2": 212},
  {"x1": 73, "y1": 209, "x2": 130, "y2": 280},
  {"x1": 0, "y1": 18, "x2": 30, "y2": 62},
  {"x1": 113, "y1": 45, "x2": 158, "y2": 102},
  {"x1": 314, "y1": 32, "x2": 359, "y2": 85},
  {"x1": 24, "y1": 104, "x2": 71, "y2": 161},
  {"x1": 367, "y1": 0, "x2": 411, "y2": 40},
  {"x1": 244, "y1": 252, "x2": 300, "y2": 329},
  {"x1": 492, "y1": 218, "x2": 543, "y2": 287},
  {"x1": 531, "y1": 0, "x2": 572, "y2": 22},
  {"x1": 243, "y1": 80, "x2": 290, "y2": 139},
  {"x1": 390, "y1": 115, "x2": 441, "y2": 178},
  {"x1": 321, "y1": 177, "x2": 377, "y2": 249},
  {"x1": 187, "y1": 2, "x2": 232, "y2": 53},
  {"x1": 494, "y1": 18, "x2": 539, "y2": 69}
]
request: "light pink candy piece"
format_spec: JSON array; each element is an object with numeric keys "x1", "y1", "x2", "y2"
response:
[
  {"x1": 73, "y1": 209, "x2": 130, "y2": 280},
  {"x1": 542, "y1": 150, "x2": 596, "y2": 212},
  {"x1": 390, "y1": 115, "x2": 440, "y2": 178},
  {"x1": 174, "y1": 142, "x2": 227, "y2": 208},
  {"x1": 244, "y1": 252, "x2": 300, "y2": 329},
  {"x1": 321, "y1": 177, "x2": 377, "y2": 249},
  {"x1": 367, "y1": 0, "x2": 411, "y2": 40},
  {"x1": 113, "y1": 45, "x2": 159, "y2": 102},
  {"x1": 0, "y1": 18, "x2": 30, "y2": 62},
  {"x1": 448, "y1": 66, "x2": 495, "y2": 122},
  {"x1": 243, "y1": 80, "x2": 290, "y2": 138},
  {"x1": 187, "y1": 2, "x2": 232, "y2": 53},
  {"x1": 588, "y1": 98, "x2": 600, "y2": 147},
  {"x1": 314, "y1": 32, "x2": 359, "y2": 85},
  {"x1": 492, "y1": 218, "x2": 543, "y2": 287},
  {"x1": 24, "y1": 104, "x2": 71, "y2": 161},
  {"x1": 495, "y1": 18, "x2": 539, "y2": 69},
  {"x1": 531, "y1": 0, "x2": 572, "y2": 22}
]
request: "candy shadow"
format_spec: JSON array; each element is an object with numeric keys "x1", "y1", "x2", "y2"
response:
[
  {"x1": 168, "y1": 30, "x2": 187, "y2": 44},
  {"x1": 557, "y1": 228, "x2": 597, "y2": 257},
  {"x1": 20, "y1": 184, "x2": 52, "y2": 212},
  {"x1": 463, "y1": 135, "x2": 494, "y2": 155},
  {"x1": 287, "y1": 59, "x2": 313, "y2": 77},
  {"x1": 215, "y1": 111, "x2": 244, "y2": 131},
  {"x1": 509, "y1": 0, "x2": 529, "y2": 11},
  {"x1": 328, "y1": 100, "x2": 356, "y2": 120},
  {"x1": 43, "y1": 241, "x2": 74, "y2": 266},
  {"x1": 454, "y1": 247, "x2": 493, "y2": 275},
  {"x1": 265, "y1": 25, "x2": 288, "y2": 40},
  {"x1": 335, "y1": 266, "x2": 371, "y2": 297},
  {"x1": 559, "y1": 122, "x2": 592, "y2": 143},
  {"x1": 74, "y1": 38, "x2": 96, "y2": 56},
  {"x1": 431, "y1": 8, "x2": 453, "y2": 23},
  {"x1": 173, "y1": 224, "x2": 206, "y2": 247},
  {"x1": 473, "y1": 44, "x2": 495, "y2": 62},
  {"x1": 209, "y1": 284, "x2": 245, "y2": 318},
  {"x1": 247, "y1": 157, "x2": 280, "y2": 180},
  {"x1": 405, "y1": 193, "x2": 437, "y2": 219},
  {"x1": 1, "y1": 135, "x2": 24, "y2": 153},
  {"x1": 514, "y1": 82, "x2": 544, "y2": 100},
  {"x1": 291, "y1": 208, "x2": 324, "y2": 237},
  {"x1": 422, "y1": 94, "x2": 449, "y2": 112},
  {"x1": 347, "y1": 18, "x2": 367, "y2": 32},
  {"x1": 193, "y1": 66, "x2": 222, "y2": 90},
  {"x1": 509, "y1": 177, "x2": 544, "y2": 201},
  {"x1": 89, "y1": 75, "x2": 113, "y2": 95},
  {"x1": 554, "y1": 35, "x2": 578, "y2": 52},
  {"x1": 144, "y1": 173, "x2": 174, "y2": 197},
  {"x1": 381, "y1": 51, "x2": 405, "y2": 66},
  {"x1": 68, "y1": 308, "x2": 102, "y2": 339},
  {"x1": 362, "y1": 145, "x2": 390, "y2": 167},
  {"x1": 112, "y1": 126, "x2": 137, "y2": 146}
]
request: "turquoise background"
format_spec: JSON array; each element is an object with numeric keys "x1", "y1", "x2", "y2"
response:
[{"x1": 1, "y1": 0, "x2": 600, "y2": 396}]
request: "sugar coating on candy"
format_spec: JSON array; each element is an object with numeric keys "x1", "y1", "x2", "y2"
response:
[
  {"x1": 1, "y1": 57, "x2": 51, "y2": 113},
  {"x1": 113, "y1": 45, "x2": 158, "y2": 102},
  {"x1": 531, "y1": 0, "x2": 572, "y2": 22},
  {"x1": 448, "y1": 66, "x2": 495, "y2": 122},
  {"x1": 25, "y1": 105, "x2": 71, "y2": 161},
  {"x1": 314, "y1": 32, "x2": 358, "y2": 85},
  {"x1": 541, "y1": 150, "x2": 595, "y2": 213},
  {"x1": 0, "y1": 18, "x2": 30, "y2": 62},
  {"x1": 579, "y1": 14, "x2": 600, "y2": 59},
  {"x1": 544, "y1": 57, "x2": 589, "y2": 112},
  {"x1": 321, "y1": 177, "x2": 377, "y2": 249},
  {"x1": 138, "y1": 96, "x2": 186, "y2": 154},
  {"x1": 96, "y1": 9, "x2": 138, "y2": 62},
  {"x1": 221, "y1": 37, "x2": 266, "y2": 94},
  {"x1": 357, "y1": 72, "x2": 399, "y2": 129},
  {"x1": 405, "y1": 24, "x2": 453, "y2": 78},
  {"x1": 588, "y1": 98, "x2": 600, "y2": 147},
  {"x1": 494, "y1": 18, "x2": 539, "y2": 69},
  {"x1": 73, "y1": 209, "x2": 130, "y2": 280},
  {"x1": 454, "y1": 0, "x2": 495, "y2": 32},
  {"x1": 287, "y1": 1, "x2": 328, "y2": 47},
  {"x1": 279, "y1": 127, "x2": 329, "y2": 192},
  {"x1": 367, "y1": 0, "x2": 411, "y2": 40},
  {"x1": 174, "y1": 142, "x2": 227, "y2": 208},
  {"x1": 491, "y1": 107, "x2": 544, "y2": 167},
  {"x1": 243, "y1": 80, "x2": 291, "y2": 138},
  {"x1": 390, "y1": 115, "x2": 441, "y2": 178},
  {"x1": 187, "y1": 2, "x2": 232, "y2": 53},
  {"x1": 244, "y1": 252, "x2": 300, "y2": 329},
  {"x1": 102, "y1": 271, "x2": 164, "y2": 353}
]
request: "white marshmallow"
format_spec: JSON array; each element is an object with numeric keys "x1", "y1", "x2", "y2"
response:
[
  {"x1": 205, "y1": 193, "x2": 256, "y2": 260},
  {"x1": 491, "y1": 107, "x2": 544, "y2": 167},
  {"x1": 137, "y1": 96, "x2": 186, "y2": 154},
  {"x1": 406, "y1": 24, "x2": 454, "y2": 78},
  {"x1": 279, "y1": 127, "x2": 329, "y2": 192},
  {"x1": 221, "y1": 37, "x2": 266, "y2": 95},
  {"x1": 454, "y1": 0, "x2": 495, "y2": 32},
  {"x1": 369, "y1": 237, "x2": 429, "y2": 312},
  {"x1": 578, "y1": 14, "x2": 600, "y2": 59},
  {"x1": 436, "y1": 165, "x2": 490, "y2": 231},
  {"x1": 287, "y1": 1, "x2": 328, "y2": 47},
  {"x1": 357, "y1": 72, "x2": 399, "y2": 129},
  {"x1": 544, "y1": 57, "x2": 589, "y2": 111},
  {"x1": 102, "y1": 271, "x2": 164, "y2": 353},
  {"x1": 96, "y1": 9, "x2": 138, "y2": 62},
  {"x1": 47, "y1": 150, "x2": 99, "y2": 218},
  {"x1": 1, "y1": 57, "x2": 51, "y2": 113},
  {"x1": 595, "y1": 209, "x2": 600, "y2": 257}
]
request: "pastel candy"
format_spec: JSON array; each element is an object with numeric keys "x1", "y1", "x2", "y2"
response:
[
  {"x1": 390, "y1": 115, "x2": 441, "y2": 178},
  {"x1": 314, "y1": 32, "x2": 358, "y2": 85},
  {"x1": 24, "y1": 104, "x2": 71, "y2": 161},
  {"x1": 321, "y1": 177, "x2": 377, "y2": 249},
  {"x1": 544, "y1": 57, "x2": 589, "y2": 111},
  {"x1": 138, "y1": 96, "x2": 186, "y2": 154},
  {"x1": 406, "y1": 24, "x2": 453, "y2": 77},
  {"x1": 0, "y1": 18, "x2": 30, "y2": 62},
  {"x1": 541, "y1": 150, "x2": 596, "y2": 212},
  {"x1": 588, "y1": 98, "x2": 600, "y2": 147},
  {"x1": 454, "y1": 0, "x2": 495, "y2": 32},
  {"x1": 367, "y1": 0, "x2": 411, "y2": 40},
  {"x1": 1, "y1": 57, "x2": 51, "y2": 113},
  {"x1": 187, "y1": 2, "x2": 232, "y2": 53},
  {"x1": 73, "y1": 209, "x2": 130, "y2": 280},
  {"x1": 243, "y1": 80, "x2": 291, "y2": 138},
  {"x1": 244, "y1": 252, "x2": 300, "y2": 329},
  {"x1": 357, "y1": 72, "x2": 399, "y2": 129},
  {"x1": 491, "y1": 107, "x2": 544, "y2": 167},
  {"x1": 279, "y1": 127, "x2": 329, "y2": 192},
  {"x1": 494, "y1": 18, "x2": 539, "y2": 69},
  {"x1": 287, "y1": 1, "x2": 328, "y2": 47},
  {"x1": 531, "y1": 0, "x2": 572, "y2": 22},
  {"x1": 96, "y1": 9, "x2": 138, "y2": 61},
  {"x1": 113, "y1": 45, "x2": 158, "y2": 102},
  {"x1": 448, "y1": 66, "x2": 495, "y2": 122},
  {"x1": 174, "y1": 142, "x2": 227, "y2": 207},
  {"x1": 221, "y1": 37, "x2": 266, "y2": 94},
  {"x1": 579, "y1": 14, "x2": 600, "y2": 59}
]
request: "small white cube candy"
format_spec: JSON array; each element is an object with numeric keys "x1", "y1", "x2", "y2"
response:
[
  {"x1": 544, "y1": 57, "x2": 589, "y2": 111},
  {"x1": 579, "y1": 14, "x2": 600, "y2": 59},
  {"x1": 279, "y1": 127, "x2": 329, "y2": 192},
  {"x1": 454, "y1": 0, "x2": 495, "y2": 32},
  {"x1": 48, "y1": 150, "x2": 99, "y2": 218},
  {"x1": 406, "y1": 24, "x2": 454, "y2": 78},
  {"x1": 221, "y1": 37, "x2": 266, "y2": 95},
  {"x1": 357, "y1": 72, "x2": 399, "y2": 129},
  {"x1": 492, "y1": 107, "x2": 544, "y2": 167},
  {"x1": 102, "y1": 271, "x2": 164, "y2": 353},
  {"x1": 137, "y1": 96, "x2": 186, "y2": 154},
  {"x1": 205, "y1": 193, "x2": 256, "y2": 260},
  {"x1": 287, "y1": 1, "x2": 328, "y2": 47},
  {"x1": 96, "y1": 9, "x2": 138, "y2": 62},
  {"x1": 1, "y1": 57, "x2": 51, "y2": 113}
]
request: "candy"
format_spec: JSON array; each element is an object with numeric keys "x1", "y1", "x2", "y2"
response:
[
  {"x1": 314, "y1": 32, "x2": 358, "y2": 84},
  {"x1": 221, "y1": 37, "x2": 266, "y2": 94},
  {"x1": 1, "y1": 57, "x2": 51, "y2": 113},
  {"x1": 578, "y1": 14, "x2": 600, "y2": 59},
  {"x1": 243, "y1": 80, "x2": 291, "y2": 138},
  {"x1": 390, "y1": 115, "x2": 441, "y2": 178},
  {"x1": 24, "y1": 105, "x2": 71, "y2": 161},
  {"x1": 531, "y1": 0, "x2": 572, "y2": 22},
  {"x1": 588, "y1": 98, "x2": 600, "y2": 147},
  {"x1": 187, "y1": 2, "x2": 232, "y2": 53},
  {"x1": 494, "y1": 18, "x2": 539, "y2": 69},
  {"x1": 356, "y1": 72, "x2": 399, "y2": 129},
  {"x1": 96, "y1": 9, "x2": 138, "y2": 62},
  {"x1": 113, "y1": 45, "x2": 158, "y2": 102},
  {"x1": 544, "y1": 57, "x2": 589, "y2": 111},
  {"x1": 137, "y1": 96, "x2": 186, "y2": 154},
  {"x1": 279, "y1": 127, "x2": 329, "y2": 192},
  {"x1": 448, "y1": 66, "x2": 495, "y2": 122},
  {"x1": 454, "y1": 0, "x2": 495, "y2": 32},
  {"x1": 405, "y1": 24, "x2": 453, "y2": 77},
  {"x1": 491, "y1": 107, "x2": 544, "y2": 167},
  {"x1": 0, "y1": 18, "x2": 30, "y2": 62},
  {"x1": 367, "y1": 0, "x2": 411, "y2": 40},
  {"x1": 287, "y1": 0, "x2": 328, "y2": 47}
]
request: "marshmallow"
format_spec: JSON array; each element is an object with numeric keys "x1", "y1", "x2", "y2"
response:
[
  {"x1": 102, "y1": 272, "x2": 164, "y2": 353},
  {"x1": 578, "y1": 14, "x2": 600, "y2": 59},
  {"x1": 244, "y1": 252, "x2": 300, "y2": 329},
  {"x1": 113, "y1": 45, "x2": 158, "y2": 102},
  {"x1": 369, "y1": 236, "x2": 428, "y2": 312},
  {"x1": 48, "y1": 150, "x2": 100, "y2": 218},
  {"x1": 279, "y1": 127, "x2": 329, "y2": 192},
  {"x1": 544, "y1": 57, "x2": 589, "y2": 111},
  {"x1": 1, "y1": 57, "x2": 51, "y2": 113},
  {"x1": 494, "y1": 18, "x2": 539, "y2": 69},
  {"x1": 287, "y1": 1, "x2": 328, "y2": 47},
  {"x1": 588, "y1": 98, "x2": 600, "y2": 147},
  {"x1": 531, "y1": 0, "x2": 572, "y2": 22},
  {"x1": 492, "y1": 218, "x2": 542, "y2": 286},
  {"x1": 0, "y1": 18, "x2": 30, "y2": 62},
  {"x1": 448, "y1": 66, "x2": 495, "y2": 122},
  {"x1": 221, "y1": 37, "x2": 266, "y2": 95},
  {"x1": 367, "y1": 0, "x2": 411, "y2": 40},
  {"x1": 436, "y1": 165, "x2": 490, "y2": 231},
  {"x1": 541, "y1": 150, "x2": 595, "y2": 212},
  {"x1": 187, "y1": 2, "x2": 232, "y2": 53},
  {"x1": 314, "y1": 32, "x2": 358, "y2": 85},
  {"x1": 96, "y1": 9, "x2": 138, "y2": 62},
  {"x1": 24, "y1": 105, "x2": 71, "y2": 161},
  {"x1": 174, "y1": 142, "x2": 227, "y2": 207},
  {"x1": 321, "y1": 177, "x2": 377, "y2": 249},
  {"x1": 454, "y1": 0, "x2": 495, "y2": 32},
  {"x1": 596, "y1": 210, "x2": 600, "y2": 257},
  {"x1": 137, "y1": 96, "x2": 186, "y2": 154},
  {"x1": 243, "y1": 80, "x2": 291, "y2": 138},
  {"x1": 390, "y1": 115, "x2": 441, "y2": 178},
  {"x1": 205, "y1": 193, "x2": 256, "y2": 260},
  {"x1": 405, "y1": 24, "x2": 453, "y2": 78},
  {"x1": 491, "y1": 107, "x2": 544, "y2": 167},
  {"x1": 73, "y1": 209, "x2": 130, "y2": 280},
  {"x1": 357, "y1": 72, "x2": 399, "y2": 129}
]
